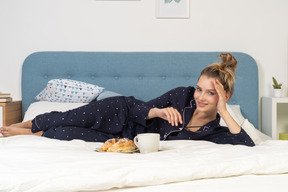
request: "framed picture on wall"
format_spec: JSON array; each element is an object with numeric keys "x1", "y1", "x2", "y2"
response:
[{"x1": 156, "y1": 0, "x2": 190, "y2": 19}]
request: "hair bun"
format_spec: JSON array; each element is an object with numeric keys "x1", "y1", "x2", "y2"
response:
[{"x1": 219, "y1": 53, "x2": 238, "y2": 72}]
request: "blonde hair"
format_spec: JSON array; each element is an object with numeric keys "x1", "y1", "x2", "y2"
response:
[{"x1": 200, "y1": 53, "x2": 238, "y2": 97}]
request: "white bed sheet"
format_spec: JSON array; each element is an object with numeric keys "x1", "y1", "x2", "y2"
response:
[
  {"x1": 98, "y1": 174, "x2": 288, "y2": 192},
  {"x1": 0, "y1": 136, "x2": 287, "y2": 192}
]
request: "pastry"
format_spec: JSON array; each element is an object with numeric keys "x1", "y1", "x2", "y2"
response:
[
  {"x1": 100, "y1": 138, "x2": 137, "y2": 152},
  {"x1": 100, "y1": 138, "x2": 118, "y2": 151}
]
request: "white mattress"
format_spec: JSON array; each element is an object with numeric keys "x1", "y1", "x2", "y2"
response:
[
  {"x1": 99, "y1": 174, "x2": 288, "y2": 192},
  {"x1": 0, "y1": 135, "x2": 287, "y2": 192}
]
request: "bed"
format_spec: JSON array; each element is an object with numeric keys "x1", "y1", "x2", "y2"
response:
[{"x1": 1, "y1": 52, "x2": 288, "y2": 192}]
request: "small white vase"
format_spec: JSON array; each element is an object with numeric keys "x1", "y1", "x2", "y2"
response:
[{"x1": 273, "y1": 89, "x2": 282, "y2": 97}]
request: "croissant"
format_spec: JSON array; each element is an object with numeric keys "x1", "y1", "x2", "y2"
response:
[{"x1": 100, "y1": 138, "x2": 137, "y2": 152}]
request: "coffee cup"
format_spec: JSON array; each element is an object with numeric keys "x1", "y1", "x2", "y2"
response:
[{"x1": 134, "y1": 133, "x2": 160, "y2": 154}]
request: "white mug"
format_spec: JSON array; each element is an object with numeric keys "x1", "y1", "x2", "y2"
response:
[{"x1": 134, "y1": 133, "x2": 160, "y2": 154}]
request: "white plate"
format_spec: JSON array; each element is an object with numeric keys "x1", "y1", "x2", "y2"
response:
[{"x1": 95, "y1": 148, "x2": 139, "y2": 153}]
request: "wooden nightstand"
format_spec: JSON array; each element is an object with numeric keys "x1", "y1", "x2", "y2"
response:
[
  {"x1": 262, "y1": 97, "x2": 288, "y2": 139},
  {"x1": 0, "y1": 101, "x2": 22, "y2": 127}
]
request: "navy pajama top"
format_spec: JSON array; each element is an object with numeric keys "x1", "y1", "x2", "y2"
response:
[{"x1": 31, "y1": 86, "x2": 255, "y2": 147}]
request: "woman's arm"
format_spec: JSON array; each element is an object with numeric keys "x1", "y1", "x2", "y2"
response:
[
  {"x1": 214, "y1": 79, "x2": 241, "y2": 134},
  {"x1": 147, "y1": 107, "x2": 183, "y2": 127},
  {"x1": 146, "y1": 86, "x2": 194, "y2": 127},
  {"x1": 218, "y1": 110, "x2": 241, "y2": 134}
]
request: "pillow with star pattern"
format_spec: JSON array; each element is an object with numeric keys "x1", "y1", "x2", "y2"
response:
[{"x1": 35, "y1": 79, "x2": 104, "y2": 103}]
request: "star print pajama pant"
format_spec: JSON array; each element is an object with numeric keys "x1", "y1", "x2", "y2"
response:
[{"x1": 31, "y1": 96, "x2": 151, "y2": 142}]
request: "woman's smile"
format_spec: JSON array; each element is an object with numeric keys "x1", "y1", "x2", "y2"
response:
[{"x1": 197, "y1": 101, "x2": 207, "y2": 108}]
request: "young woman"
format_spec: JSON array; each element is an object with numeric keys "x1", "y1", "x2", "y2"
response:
[{"x1": 0, "y1": 53, "x2": 255, "y2": 147}]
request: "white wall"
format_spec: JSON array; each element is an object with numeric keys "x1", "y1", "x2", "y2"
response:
[{"x1": 0, "y1": 0, "x2": 288, "y2": 100}]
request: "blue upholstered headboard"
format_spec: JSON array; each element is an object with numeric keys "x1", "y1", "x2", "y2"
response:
[{"x1": 22, "y1": 52, "x2": 259, "y2": 128}]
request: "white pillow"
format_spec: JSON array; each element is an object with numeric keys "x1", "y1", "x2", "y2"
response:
[
  {"x1": 220, "y1": 104, "x2": 272, "y2": 145},
  {"x1": 228, "y1": 105, "x2": 245, "y2": 125},
  {"x1": 220, "y1": 104, "x2": 242, "y2": 126},
  {"x1": 35, "y1": 79, "x2": 104, "y2": 103},
  {"x1": 97, "y1": 90, "x2": 122, "y2": 100},
  {"x1": 23, "y1": 101, "x2": 87, "y2": 121},
  {"x1": 241, "y1": 119, "x2": 272, "y2": 145}
]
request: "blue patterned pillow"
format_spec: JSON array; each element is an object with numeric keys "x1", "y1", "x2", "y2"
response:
[{"x1": 35, "y1": 79, "x2": 104, "y2": 103}]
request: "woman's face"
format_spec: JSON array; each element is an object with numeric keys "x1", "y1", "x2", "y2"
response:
[{"x1": 194, "y1": 75, "x2": 219, "y2": 113}]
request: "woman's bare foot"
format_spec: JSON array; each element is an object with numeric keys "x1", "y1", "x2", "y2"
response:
[
  {"x1": 9, "y1": 120, "x2": 32, "y2": 129},
  {"x1": 0, "y1": 126, "x2": 43, "y2": 137}
]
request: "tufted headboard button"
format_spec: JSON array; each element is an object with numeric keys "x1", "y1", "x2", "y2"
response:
[
  {"x1": 114, "y1": 76, "x2": 119, "y2": 80},
  {"x1": 162, "y1": 76, "x2": 166, "y2": 80},
  {"x1": 91, "y1": 75, "x2": 96, "y2": 80}
]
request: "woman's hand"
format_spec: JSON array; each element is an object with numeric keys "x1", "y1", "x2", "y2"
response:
[
  {"x1": 213, "y1": 79, "x2": 228, "y2": 114},
  {"x1": 147, "y1": 107, "x2": 183, "y2": 126},
  {"x1": 213, "y1": 79, "x2": 240, "y2": 134}
]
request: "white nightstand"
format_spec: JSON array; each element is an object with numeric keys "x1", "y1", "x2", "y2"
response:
[{"x1": 262, "y1": 97, "x2": 288, "y2": 139}]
